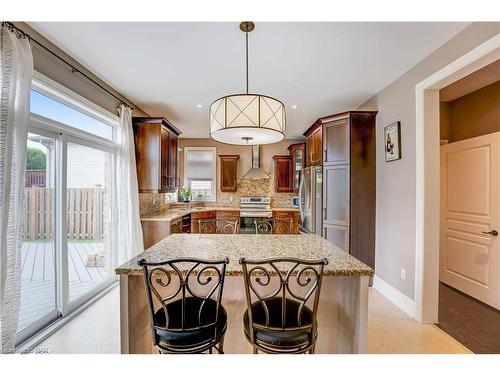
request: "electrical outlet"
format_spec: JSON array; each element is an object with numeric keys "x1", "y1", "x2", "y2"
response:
[{"x1": 400, "y1": 268, "x2": 406, "y2": 280}]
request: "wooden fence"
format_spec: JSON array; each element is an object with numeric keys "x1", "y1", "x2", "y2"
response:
[
  {"x1": 24, "y1": 186, "x2": 105, "y2": 240},
  {"x1": 25, "y1": 170, "x2": 46, "y2": 188}
]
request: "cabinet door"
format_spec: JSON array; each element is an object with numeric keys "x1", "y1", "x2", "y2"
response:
[
  {"x1": 168, "y1": 132, "x2": 178, "y2": 188},
  {"x1": 219, "y1": 156, "x2": 239, "y2": 192},
  {"x1": 323, "y1": 165, "x2": 349, "y2": 226},
  {"x1": 273, "y1": 211, "x2": 298, "y2": 234},
  {"x1": 312, "y1": 128, "x2": 323, "y2": 164},
  {"x1": 273, "y1": 156, "x2": 293, "y2": 192},
  {"x1": 323, "y1": 224, "x2": 349, "y2": 252},
  {"x1": 134, "y1": 124, "x2": 161, "y2": 192},
  {"x1": 305, "y1": 135, "x2": 313, "y2": 167},
  {"x1": 324, "y1": 119, "x2": 349, "y2": 165},
  {"x1": 191, "y1": 211, "x2": 217, "y2": 233},
  {"x1": 160, "y1": 127, "x2": 169, "y2": 191}
]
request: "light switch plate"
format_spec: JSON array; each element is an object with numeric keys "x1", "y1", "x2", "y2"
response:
[{"x1": 400, "y1": 268, "x2": 406, "y2": 280}]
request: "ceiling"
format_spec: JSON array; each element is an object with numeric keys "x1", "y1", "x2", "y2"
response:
[
  {"x1": 29, "y1": 22, "x2": 469, "y2": 138},
  {"x1": 440, "y1": 59, "x2": 500, "y2": 102}
]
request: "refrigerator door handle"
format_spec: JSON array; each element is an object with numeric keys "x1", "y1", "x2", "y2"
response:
[{"x1": 298, "y1": 173, "x2": 305, "y2": 223}]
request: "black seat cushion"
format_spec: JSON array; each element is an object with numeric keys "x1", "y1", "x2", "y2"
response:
[
  {"x1": 153, "y1": 297, "x2": 227, "y2": 349},
  {"x1": 243, "y1": 297, "x2": 314, "y2": 347}
]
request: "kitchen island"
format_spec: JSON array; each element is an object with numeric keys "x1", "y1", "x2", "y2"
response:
[{"x1": 115, "y1": 233, "x2": 373, "y2": 354}]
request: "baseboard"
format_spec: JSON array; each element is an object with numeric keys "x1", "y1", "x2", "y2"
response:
[{"x1": 373, "y1": 275, "x2": 415, "y2": 318}]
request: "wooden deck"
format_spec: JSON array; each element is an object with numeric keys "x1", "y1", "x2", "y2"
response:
[{"x1": 19, "y1": 240, "x2": 108, "y2": 332}]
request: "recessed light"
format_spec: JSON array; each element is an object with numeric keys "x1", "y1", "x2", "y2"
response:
[
  {"x1": 292, "y1": 105, "x2": 297, "y2": 109},
  {"x1": 197, "y1": 104, "x2": 203, "y2": 108}
]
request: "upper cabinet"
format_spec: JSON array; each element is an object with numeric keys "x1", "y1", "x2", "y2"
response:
[
  {"x1": 273, "y1": 155, "x2": 293, "y2": 192},
  {"x1": 287, "y1": 143, "x2": 305, "y2": 193},
  {"x1": 219, "y1": 155, "x2": 239, "y2": 192},
  {"x1": 304, "y1": 122, "x2": 323, "y2": 166},
  {"x1": 133, "y1": 117, "x2": 182, "y2": 193}
]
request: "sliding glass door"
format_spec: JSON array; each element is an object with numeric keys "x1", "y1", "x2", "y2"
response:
[
  {"x1": 63, "y1": 138, "x2": 114, "y2": 310},
  {"x1": 16, "y1": 79, "x2": 118, "y2": 345},
  {"x1": 17, "y1": 130, "x2": 60, "y2": 344}
]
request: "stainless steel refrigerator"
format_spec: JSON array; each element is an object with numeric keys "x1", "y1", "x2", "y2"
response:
[{"x1": 298, "y1": 166, "x2": 322, "y2": 234}]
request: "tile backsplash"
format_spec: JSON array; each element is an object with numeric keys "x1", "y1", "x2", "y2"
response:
[
  {"x1": 139, "y1": 178, "x2": 295, "y2": 217},
  {"x1": 216, "y1": 178, "x2": 295, "y2": 208}
]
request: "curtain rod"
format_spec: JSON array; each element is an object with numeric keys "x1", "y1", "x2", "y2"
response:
[{"x1": 1, "y1": 21, "x2": 134, "y2": 110}]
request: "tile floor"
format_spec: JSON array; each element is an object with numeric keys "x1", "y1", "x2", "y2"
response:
[{"x1": 37, "y1": 286, "x2": 471, "y2": 354}]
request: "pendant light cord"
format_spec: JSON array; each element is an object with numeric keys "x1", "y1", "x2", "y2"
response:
[{"x1": 245, "y1": 30, "x2": 249, "y2": 94}]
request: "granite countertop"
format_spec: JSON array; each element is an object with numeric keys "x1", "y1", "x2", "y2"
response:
[
  {"x1": 115, "y1": 233, "x2": 374, "y2": 277},
  {"x1": 141, "y1": 206, "x2": 299, "y2": 222}
]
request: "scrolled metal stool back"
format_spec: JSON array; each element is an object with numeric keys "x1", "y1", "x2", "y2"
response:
[
  {"x1": 138, "y1": 257, "x2": 229, "y2": 353},
  {"x1": 199, "y1": 219, "x2": 239, "y2": 234},
  {"x1": 239, "y1": 257, "x2": 328, "y2": 354},
  {"x1": 254, "y1": 218, "x2": 293, "y2": 234}
]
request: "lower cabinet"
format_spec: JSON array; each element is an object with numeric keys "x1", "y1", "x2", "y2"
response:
[
  {"x1": 191, "y1": 210, "x2": 216, "y2": 233},
  {"x1": 141, "y1": 221, "x2": 171, "y2": 249},
  {"x1": 323, "y1": 224, "x2": 349, "y2": 252},
  {"x1": 272, "y1": 210, "x2": 299, "y2": 234}
]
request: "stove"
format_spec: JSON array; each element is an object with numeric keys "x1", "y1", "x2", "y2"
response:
[{"x1": 239, "y1": 196, "x2": 272, "y2": 233}]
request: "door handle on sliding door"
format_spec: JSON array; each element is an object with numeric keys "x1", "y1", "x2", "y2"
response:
[{"x1": 482, "y1": 230, "x2": 498, "y2": 236}]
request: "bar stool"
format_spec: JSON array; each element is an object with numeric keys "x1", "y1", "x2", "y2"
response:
[
  {"x1": 199, "y1": 219, "x2": 239, "y2": 234},
  {"x1": 239, "y1": 257, "x2": 328, "y2": 354},
  {"x1": 138, "y1": 257, "x2": 229, "y2": 354},
  {"x1": 254, "y1": 218, "x2": 293, "y2": 234}
]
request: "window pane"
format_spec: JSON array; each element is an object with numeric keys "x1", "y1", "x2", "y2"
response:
[
  {"x1": 66, "y1": 143, "x2": 112, "y2": 301},
  {"x1": 30, "y1": 89, "x2": 113, "y2": 140},
  {"x1": 189, "y1": 179, "x2": 213, "y2": 200},
  {"x1": 185, "y1": 149, "x2": 214, "y2": 179},
  {"x1": 19, "y1": 133, "x2": 57, "y2": 333}
]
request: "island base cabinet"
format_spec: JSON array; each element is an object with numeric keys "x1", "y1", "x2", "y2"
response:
[{"x1": 119, "y1": 274, "x2": 369, "y2": 354}]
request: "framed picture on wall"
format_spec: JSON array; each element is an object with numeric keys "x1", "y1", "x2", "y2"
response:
[{"x1": 384, "y1": 121, "x2": 401, "y2": 162}]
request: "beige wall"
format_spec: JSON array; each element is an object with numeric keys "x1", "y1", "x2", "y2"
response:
[
  {"x1": 178, "y1": 138, "x2": 303, "y2": 207},
  {"x1": 440, "y1": 80, "x2": 500, "y2": 143},
  {"x1": 356, "y1": 22, "x2": 500, "y2": 299},
  {"x1": 15, "y1": 22, "x2": 148, "y2": 117}
]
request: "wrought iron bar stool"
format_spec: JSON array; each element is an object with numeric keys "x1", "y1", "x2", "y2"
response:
[
  {"x1": 254, "y1": 218, "x2": 293, "y2": 234},
  {"x1": 138, "y1": 257, "x2": 229, "y2": 354},
  {"x1": 199, "y1": 219, "x2": 239, "y2": 234},
  {"x1": 239, "y1": 257, "x2": 328, "y2": 354}
]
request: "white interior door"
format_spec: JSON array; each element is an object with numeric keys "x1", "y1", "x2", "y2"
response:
[{"x1": 440, "y1": 132, "x2": 500, "y2": 309}]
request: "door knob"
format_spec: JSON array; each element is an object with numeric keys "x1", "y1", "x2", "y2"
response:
[{"x1": 482, "y1": 230, "x2": 498, "y2": 236}]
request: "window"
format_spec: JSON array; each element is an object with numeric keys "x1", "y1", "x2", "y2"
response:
[
  {"x1": 184, "y1": 147, "x2": 216, "y2": 202},
  {"x1": 30, "y1": 90, "x2": 114, "y2": 140}
]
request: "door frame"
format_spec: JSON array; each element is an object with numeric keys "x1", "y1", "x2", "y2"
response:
[{"x1": 414, "y1": 33, "x2": 500, "y2": 323}]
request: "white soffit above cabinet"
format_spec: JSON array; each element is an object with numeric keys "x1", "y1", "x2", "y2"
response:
[{"x1": 29, "y1": 22, "x2": 469, "y2": 138}]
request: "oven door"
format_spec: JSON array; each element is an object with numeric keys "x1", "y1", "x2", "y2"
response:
[
  {"x1": 240, "y1": 217, "x2": 257, "y2": 234},
  {"x1": 240, "y1": 211, "x2": 273, "y2": 234}
]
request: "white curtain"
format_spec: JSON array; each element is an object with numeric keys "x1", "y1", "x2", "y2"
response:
[
  {"x1": 116, "y1": 105, "x2": 144, "y2": 264},
  {"x1": 0, "y1": 26, "x2": 33, "y2": 352}
]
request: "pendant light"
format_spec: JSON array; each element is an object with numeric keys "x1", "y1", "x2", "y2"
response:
[{"x1": 209, "y1": 22, "x2": 286, "y2": 145}]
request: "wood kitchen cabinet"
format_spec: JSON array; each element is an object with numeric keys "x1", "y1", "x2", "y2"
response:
[
  {"x1": 321, "y1": 111, "x2": 377, "y2": 271},
  {"x1": 219, "y1": 155, "x2": 239, "y2": 192},
  {"x1": 287, "y1": 143, "x2": 305, "y2": 193},
  {"x1": 133, "y1": 117, "x2": 181, "y2": 193},
  {"x1": 304, "y1": 123, "x2": 323, "y2": 166},
  {"x1": 190, "y1": 210, "x2": 216, "y2": 233},
  {"x1": 273, "y1": 155, "x2": 293, "y2": 192},
  {"x1": 272, "y1": 210, "x2": 299, "y2": 234}
]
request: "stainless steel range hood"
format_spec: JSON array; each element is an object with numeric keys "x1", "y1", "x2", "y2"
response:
[{"x1": 241, "y1": 145, "x2": 270, "y2": 179}]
